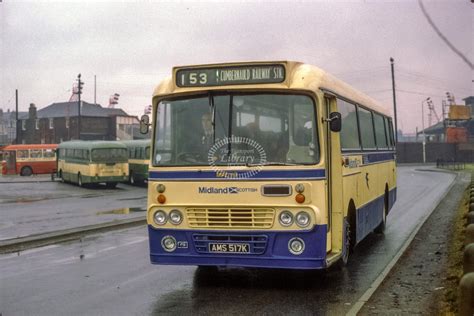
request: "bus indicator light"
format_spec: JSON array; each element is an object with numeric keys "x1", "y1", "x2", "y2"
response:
[
  {"x1": 157, "y1": 194, "x2": 166, "y2": 204},
  {"x1": 157, "y1": 184, "x2": 166, "y2": 193},
  {"x1": 295, "y1": 183, "x2": 305, "y2": 193},
  {"x1": 295, "y1": 194, "x2": 305, "y2": 204}
]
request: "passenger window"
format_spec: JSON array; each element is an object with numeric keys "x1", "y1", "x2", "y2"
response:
[
  {"x1": 43, "y1": 149, "x2": 55, "y2": 158},
  {"x1": 338, "y1": 99, "x2": 360, "y2": 150},
  {"x1": 358, "y1": 107, "x2": 376, "y2": 149},
  {"x1": 17, "y1": 150, "x2": 29, "y2": 159},
  {"x1": 374, "y1": 113, "x2": 388, "y2": 149},
  {"x1": 30, "y1": 149, "x2": 42, "y2": 158},
  {"x1": 387, "y1": 118, "x2": 395, "y2": 147}
]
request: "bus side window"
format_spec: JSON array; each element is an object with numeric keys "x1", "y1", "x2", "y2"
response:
[
  {"x1": 17, "y1": 150, "x2": 29, "y2": 160},
  {"x1": 338, "y1": 99, "x2": 361, "y2": 151},
  {"x1": 358, "y1": 107, "x2": 376, "y2": 150},
  {"x1": 43, "y1": 149, "x2": 55, "y2": 158},
  {"x1": 373, "y1": 113, "x2": 388, "y2": 149}
]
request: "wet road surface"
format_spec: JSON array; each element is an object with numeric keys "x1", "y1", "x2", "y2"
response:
[
  {"x1": 0, "y1": 182, "x2": 146, "y2": 240},
  {"x1": 0, "y1": 167, "x2": 456, "y2": 315}
]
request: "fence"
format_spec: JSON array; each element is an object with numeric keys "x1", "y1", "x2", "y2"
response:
[{"x1": 396, "y1": 142, "x2": 474, "y2": 164}]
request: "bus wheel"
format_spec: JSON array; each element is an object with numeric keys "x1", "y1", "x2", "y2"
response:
[
  {"x1": 106, "y1": 182, "x2": 117, "y2": 189},
  {"x1": 78, "y1": 173, "x2": 83, "y2": 187},
  {"x1": 375, "y1": 200, "x2": 387, "y2": 233},
  {"x1": 20, "y1": 166, "x2": 33, "y2": 177},
  {"x1": 339, "y1": 218, "x2": 351, "y2": 267}
]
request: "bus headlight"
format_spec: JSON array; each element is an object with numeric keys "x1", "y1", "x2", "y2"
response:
[
  {"x1": 161, "y1": 236, "x2": 176, "y2": 252},
  {"x1": 153, "y1": 210, "x2": 167, "y2": 225},
  {"x1": 169, "y1": 209, "x2": 183, "y2": 225},
  {"x1": 288, "y1": 237, "x2": 305, "y2": 255},
  {"x1": 279, "y1": 210, "x2": 293, "y2": 227},
  {"x1": 295, "y1": 211, "x2": 311, "y2": 228}
]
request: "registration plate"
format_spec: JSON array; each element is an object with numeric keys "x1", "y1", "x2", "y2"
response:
[{"x1": 209, "y1": 243, "x2": 250, "y2": 253}]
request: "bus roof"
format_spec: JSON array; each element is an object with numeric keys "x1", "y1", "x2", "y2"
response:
[
  {"x1": 152, "y1": 61, "x2": 390, "y2": 116},
  {"x1": 58, "y1": 141, "x2": 127, "y2": 150},
  {"x1": 2, "y1": 144, "x2": 58, "y2": 150},
  {"x1": 120, "y1": 139, "x2": 151, "y2": 147}
]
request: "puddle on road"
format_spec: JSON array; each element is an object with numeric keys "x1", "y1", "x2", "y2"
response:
[
  {"x1": 3, "y1": 197, "x2": 50, "y2": 204},
  {"x1": 96, "y1": 207, "x2": 146, "y2": 215}
]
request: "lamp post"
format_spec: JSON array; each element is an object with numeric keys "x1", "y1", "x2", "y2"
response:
[
  {"x1": 77, "y1": 74, "x2": 84, "y2": 140},
  {"x1": 421, "y1": 97, "x2": 430, "y2": 163}
]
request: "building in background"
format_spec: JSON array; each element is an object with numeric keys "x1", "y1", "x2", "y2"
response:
[
  {"x1": 417, "y1": 96, "x2": 473, "y2": 143},
  {"x1": 0, "y1": 109, "x2": 27, "y2": 146},
  {"x1": 16, "y1": 101, "x2": 147, "y2": 144}
]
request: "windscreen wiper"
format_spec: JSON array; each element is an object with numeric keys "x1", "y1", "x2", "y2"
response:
[{"x1": 208, "y1": 92, "x2": 216, "y2": 143}]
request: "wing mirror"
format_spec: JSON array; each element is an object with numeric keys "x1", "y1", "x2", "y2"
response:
[
  {"x1": 140, "y1": 115, "x2": 150, "y2": 134},
  {"x1": 329, "y1": 112, "x2": 341, "y2": 132}
]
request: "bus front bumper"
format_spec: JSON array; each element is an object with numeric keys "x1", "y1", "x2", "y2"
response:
[{"x1": 148, "y1": 225, "x2": 328, "y2": 269}]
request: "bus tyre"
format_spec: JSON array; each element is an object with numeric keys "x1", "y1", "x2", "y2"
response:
[
  {"x1": 375, "y1": 199, "x2": 387, "y2": 233},
  {"x1": 106, "y1": 182, "x2": 117, "y2": 189},
  {"x1": 20, "y1": 166, "x2": 33, "y2": 177},
  {"x1": 338, "y1": 218, "x2": 351, "y2": 267},
  {"x1": 78, "y1": 173, "x2": 83, "y2": 187}
]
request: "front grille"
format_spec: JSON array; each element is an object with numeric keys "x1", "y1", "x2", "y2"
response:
[
  {"x1": 186, "y1": 208, "x2": 275, "y2": 229},
  {"x1": 193, "y1": 234, "x2": 268, "y2": 254}
]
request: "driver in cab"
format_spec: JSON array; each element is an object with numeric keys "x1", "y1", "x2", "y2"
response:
[{"x1": 201, "y1": 112, "x2": 214, "y2": 146}]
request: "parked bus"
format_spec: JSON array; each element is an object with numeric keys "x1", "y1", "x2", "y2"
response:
[
  {"x1": 1, "y1": 144, "x2": 57, "y2": 176},
  {"x1": 142, "y1": 61, "x2": 397, "y2": 269},
  {"x1": 122, "y1": 139, "x2": 151, "y2": 185},
  {"x1": 57, "y1": 141, "x2": 129, "y2": 188}
]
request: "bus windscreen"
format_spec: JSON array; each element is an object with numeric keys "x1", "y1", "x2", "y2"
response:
[{"x1": 153, "y1": 93, "x2": 319, "y2": 167}]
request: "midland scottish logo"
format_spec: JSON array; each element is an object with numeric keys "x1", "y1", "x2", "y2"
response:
[
  {"x1": 207, "y1": 136, "x2": 267, "y2": 179},
  {"x1": 198, "y1": 186, "x2": 258, "y2": 194}
]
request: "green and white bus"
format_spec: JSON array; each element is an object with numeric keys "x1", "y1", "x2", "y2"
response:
[
  {"x1": 57, "y1": 141, "x2": 129, "y2": 188},
  {"x1": 122, "y1": 139, "x2": 151, "y2": 185}
]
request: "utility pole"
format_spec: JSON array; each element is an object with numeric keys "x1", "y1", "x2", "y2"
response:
[
  {"x1": 390, "y1": 57, "x2": 398, "y2": 143},
  {"x1": 421, "y1": 97, "x2": 430, "y2": 164},
  {"x1": 77, "y1": 74, "x2": 84, "y2": 140},
  {"x1": 15, "y1": 89, "x2": 18, "y2": 144}
]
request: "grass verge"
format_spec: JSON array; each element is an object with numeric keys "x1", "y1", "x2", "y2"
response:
[{"x1": 438, "y1": 176, "x2": 470, "y2": 314}]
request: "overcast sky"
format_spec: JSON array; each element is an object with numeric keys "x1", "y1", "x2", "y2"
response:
[{"x1": 1, "y1": 0, "x2": 472, "y2": 134}]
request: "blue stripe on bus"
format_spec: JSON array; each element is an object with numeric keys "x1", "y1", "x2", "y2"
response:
[
  {"x1": 148, "y1": 225, "x2": 328, "y2": 269},
  {"x1": 342, "y1": 151, "x2": 396, "y2": 165},
  {"x1": 148, "y1": 169, "x2": 326, "y2": 181},
  {"x1": 362, "y1": 152, "x2": 396, "y2": 165}
]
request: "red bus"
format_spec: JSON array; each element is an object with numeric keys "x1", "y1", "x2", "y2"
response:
[{"x1": 1, "y1": 144, "x2": 58, "y2": 176}]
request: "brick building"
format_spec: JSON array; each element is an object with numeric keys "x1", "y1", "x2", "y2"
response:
[{"x1": 16, "y1": 101, "x2": 143, "y2": 144}]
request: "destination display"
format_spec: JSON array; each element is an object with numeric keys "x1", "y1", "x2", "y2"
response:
[{"x1": 176, "y1": 64, "x2": 285, "y2": 87}]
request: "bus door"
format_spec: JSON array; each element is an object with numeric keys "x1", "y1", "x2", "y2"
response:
[
  {"x1": 324, "y1": 95, "x2": 344, "y2": 256},
  {"x1": 4, "y1": 150, "x2": 17, "y2": 175}
]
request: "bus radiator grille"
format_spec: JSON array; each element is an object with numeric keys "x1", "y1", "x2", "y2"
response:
[
  {"x1": 186, "y1": 208, "x2": 275, "y2": 229},
  {"x1": 192, "y1": 234, "x2": 268, "y2": 254}
]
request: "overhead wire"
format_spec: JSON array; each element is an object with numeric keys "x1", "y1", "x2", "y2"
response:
[{"x1": 418, "y1": 0, "x2": 473, "y2": 69}]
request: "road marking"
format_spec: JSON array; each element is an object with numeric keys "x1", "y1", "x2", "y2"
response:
[{"x1": 346, "y1": 170, "x2": 459, "y2": 316}]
